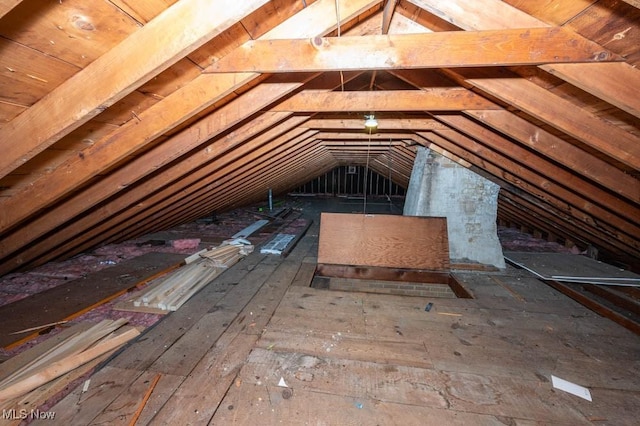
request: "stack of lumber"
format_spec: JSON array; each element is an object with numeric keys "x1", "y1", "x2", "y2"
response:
[
  {"x1": 200, "y1": 242, "x2": 253, "y2": 267},
  {"x1": 132, "y1": 242, "x2": 252, "y2": 312},
  {"x1": 0, "y1": 319, "x2": 138, "y2": 406}
]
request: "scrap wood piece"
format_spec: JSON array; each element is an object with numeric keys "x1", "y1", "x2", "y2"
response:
[
  {"x1": 128, "y1": 373, "x2": 162, "y2": 426},
  {"x1": 184, "y1": 248, "x2": 208, "y2": 264},
  {"x1": 133, "y1": 261, "x2": 222, "y2": 312},
  {"x1": 113, "y1": 284, "x2": 171, "y2": 315},
  {"x1": 2, "y1": 318, "x2": 129, "y2": 386},
  {"x1": 0, "y1": 323, "x2": 92, "y2": 381},
  {"x1": 9, "y1": 320, "x2": 69, "y2": 335},
  {"x1": 138, "y1": 263, "x2": 205, "y2": 306},
  {"x1": 544, "y1": 279, "x2": 640, "y2": 335},
  {"x1": 0, "y1": 321, "x2": 139, "y2": 403},
  {"x1": 158, "y1": 267, "x2": 222, "y2": 311},
  {"x1": 0, "y1": 347, "x2": 113, "y2": 419},
  {"x1": 200, "y1": 244, "x2": 244, "y2": 267},
  {"x1": 490, "y1": 276, "x2": 526, "y2": 302}
]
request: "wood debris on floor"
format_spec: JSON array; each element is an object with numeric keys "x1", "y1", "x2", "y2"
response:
[{"x1": 0, "y1": 319, "x2": 138, "y2": 420}]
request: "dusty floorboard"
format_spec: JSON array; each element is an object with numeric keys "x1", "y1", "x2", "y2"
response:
[{"x1": 30, "y1": 221, "x2": 640, "y2": 425}]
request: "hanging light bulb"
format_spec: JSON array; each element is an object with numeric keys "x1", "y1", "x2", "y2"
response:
[{"x1": 364, "y1": 113, "x2": 378, "y2": 130}]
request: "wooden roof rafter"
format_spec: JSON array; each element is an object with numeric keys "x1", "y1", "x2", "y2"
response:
[
  {"x1": 407, "y1": 0, "x2": 640, "y2": 118},
  {"x1": 0, "y1": 0, "x2": 270, "y2": 179}
]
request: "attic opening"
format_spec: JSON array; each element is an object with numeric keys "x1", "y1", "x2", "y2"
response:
[
  {"x1": 310, "y1": 212, "x2": 473, "y2": 299},
  {"x1": 311, "y1": 266, "x2": 473, "y2": 299}
]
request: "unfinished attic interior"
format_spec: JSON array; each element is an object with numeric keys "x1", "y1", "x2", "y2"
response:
[{"x1": 0, "y1": 0, "x2": 639, "y2": 423}]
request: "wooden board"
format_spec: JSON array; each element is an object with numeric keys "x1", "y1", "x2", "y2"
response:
[
  {"x1": 291, "y1": 262, "x2": 316, "y2": 287},
  {"x1": 0, "y1": 323, "x2": 93, "y2": 381},
  {"x1": 0, "y1": 252, "x2": 184, "y2": 348},
  {"x1": 317, "y1": 213, "x2": 449, "y2": 271}
]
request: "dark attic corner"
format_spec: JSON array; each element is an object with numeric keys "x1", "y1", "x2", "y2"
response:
[{"x1": 0, "y1": 0, "x2": 639, "y2": 424}]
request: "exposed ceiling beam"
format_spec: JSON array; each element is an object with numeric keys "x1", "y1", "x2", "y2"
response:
[
  {"x1": 212, "y1": 144, "x2": 333, "y2": 211},
  {"x1": 1, "y1": 122, "x2": 316, "y2": 274},
  {"x1": 321, "y1": 141, "x2": 407, "y2": 146},
  {"x1": 427, "y1": 143, "x2": 472, "y2": 168},
  {"x1": 316, "y1": 132, "x2": 412, "y2": 140},
  {"x1": 118, "y1": 133, "x2": 324, "y2": 244},
  {"x1": 421, "y1": 130, "x2": 640, "y2": 257},
  {"x1": 390, "y1": 66, "x2": 639, "y2": 207},
  {"x1": 301, "y1": 117, "x2": 448, "y2": 130},
  {"x1": 0, "y1": 0, "x2": 269, "y2": 179},
  {"x1": 429, "y1": 118, "x2": 640, "y2": 239},
  {"x1": 406, "y1": 0, "x2": 546, "y2": 30},
  {"x1": 425, "y1": 125, "x2": 640, "y2": 255},
  {"x1": 0, "y1": 73, "x2": 259, "y2": 235},
  {"x1": 271, "y1": 89, "x2": 499, "y2": 112},
  {"x1": 208, "y1": 29, "x2": 621, "y2": 74}
]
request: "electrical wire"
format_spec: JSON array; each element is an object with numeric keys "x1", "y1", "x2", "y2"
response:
[
  {"x1": 335, "y1": 0, "x2": 341, "y2": 37},
  {"x1": 363, "y1": 127, "x2": 372, "y2": 214},
  {"x1": 335, "y1": 0, "x2": 344, "y2": 91}
]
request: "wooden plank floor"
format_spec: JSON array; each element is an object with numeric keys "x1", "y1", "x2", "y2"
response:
[{"x1": 34, "y1": 222, "x2": 640, "y2": 425}]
